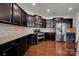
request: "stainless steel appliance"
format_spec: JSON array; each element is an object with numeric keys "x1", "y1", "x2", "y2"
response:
[
  {"x1": 56, "y1": 23, "x2": 67, "y2": 41},
  {"x1": 33, "y1": 29, "x2": 44, "y2": 43}
]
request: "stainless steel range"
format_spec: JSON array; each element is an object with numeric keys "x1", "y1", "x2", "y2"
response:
[{"x1": 33, "y1": 29, "x2": 44, "y2": 43}]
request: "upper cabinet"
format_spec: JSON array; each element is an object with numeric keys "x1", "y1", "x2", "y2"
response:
[
  {"x1": 0, "y1": 3, "x2": 12, "y2": 23},
  {"x1": 26, "y1": 15, "x2": 35, "y2": 27},
  {"x1": 46, "y1": 20, "x2": 53, "y2": 28},
  {"x1": 12, "y1": 4, "x2": 21, "y2": 25},
  {"x1": 34, "y1": 15, "x2": 42, "y2": 28},
  {"x1": 0, "y1": 3, "x2": 73, "y2": 28},
  {"x1": 20, "y1": 9, "x2": 27, "y2": 26},
  {"x1": 53, "y1": 18, "x2": 73, "y2": 28},
  {"x1": 64, "y1": 18, "x2": 73, "y2": 28},
  {"x1": 50, "y1": 20, "x2": 54, "y2": 28},
  {"x1": 42, "y1": 19, "x2": 46, "y2": 28},
  {"x1": 12, "y1": 3, "x2": 27, "y2": 26}
]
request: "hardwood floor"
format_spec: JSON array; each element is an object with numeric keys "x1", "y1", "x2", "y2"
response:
[{"x1": 24, "y1": 40, "x2": 76, "y2": 56}]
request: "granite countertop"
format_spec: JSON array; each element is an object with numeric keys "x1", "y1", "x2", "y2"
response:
[
  {"x1": 0, "y1": 23, "x2": 33, "y2": 45},
  {"x1": 67, "y1": 27, "x2": 76, "y2": 33}
]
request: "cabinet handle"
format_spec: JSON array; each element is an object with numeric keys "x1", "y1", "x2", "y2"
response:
[{"x1": 10, "y1": 42, "x2": 16, "y2": 45}]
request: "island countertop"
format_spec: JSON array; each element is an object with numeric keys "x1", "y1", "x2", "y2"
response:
[{"x1": 67, "y1": 27, "x2": 76, "y2": 33}]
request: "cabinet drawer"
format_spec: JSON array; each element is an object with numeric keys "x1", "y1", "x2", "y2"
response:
[{"x1": 2, "y1": 40, "x2": 18, "y2": 51}]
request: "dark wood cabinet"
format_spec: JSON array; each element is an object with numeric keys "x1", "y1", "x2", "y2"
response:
[
  {"x1": 50, "y1": 20, "x2": 54, "y2": 28},
  {"x1": 42, "y1": 19, "x2": 46, "y2": 28},
  {"x1": 64, "y1": 18, "x2": 73, "y2": 28},
  {"x1": 31, "y1": 34, "x2": 37, "y2": 45},
  {"x1": 0, "y1": 3, "x2": 27, "y2": 26},
  {"x1": 26, "y1": 35, "x2": 32, "y2": 46},
  {"x1": 20, "y1": 10, "x2": 27, "y2": 26},
  {"x1": 0, "y1": 3, "x2": 73, "y2": 28},
  {"x1": 0, "y1": 36, "x2": 30, "y2": 56},
  {"x1": 66, "y1": 33, "x2": 75, "y2": 41},
  {"x1": 26, "y1": 34, "x2": 37, "y2": 45},
  {"x1": 0, "y1": 45, "x2": 2, "y2": 55},
  {"x1": 1, "y1": 40, "x2": 19, "y2": 56},
  {"x1": 34, "y1": 15, "x2": 42, "y2": 28},
  {"x1": 19, "y1": 36, "x2": 27, "y2": 55},
  {"x1": 45, "y1": 33, "x2": 55, "y2": 40},
  {"x1": 0, "y1": 3, "x2": 48, "y2": 28},
  {"x1": 46, "y1": 20, "x2": 54, "y2": 28},
  {"x1": 53, "y1": 18, "x2": 73, "y2": 28},
  {"x1": 26, "y1": 15, "x2": 35, "y2": 27},
  {"x1": 46, "y1": 20, "x2": 51, "y2": 28},
  {"x1": 0, "y1": 3, "x2": 12, "y2": 23},
  {"x1": 12, "y1": 4, "x2": 21, "y2": 25}
]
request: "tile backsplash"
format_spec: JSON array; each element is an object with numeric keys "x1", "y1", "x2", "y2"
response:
[{"x1": 25, "y1": 27, "x2": 55, "y2": 33}]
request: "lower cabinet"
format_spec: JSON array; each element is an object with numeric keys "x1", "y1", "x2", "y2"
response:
[
  {"x1": 66, "y1": 33, "x2": 75, "y2": 41},
  {"x1": 1, "y1": 39, "x2": 19, "y2": 56},
  {"x1": 0, "y1": 45, "x2": 3, "y2": 55},
  {"x1": 0, "y1": 34, "x2": 38, "y2": 56},
  {"x1": 45, "y1": 33, "x2": 55, "y2": 40},
  {"x1": 19, "y1": 36, "x2": 27, "y2": 56},
  {"x1": 26, "y1": 34, "x2": 37, "y2": 45},
  {"x1": 31, "y1": 34, "x2": 37, "y2": 45},
  {"x1": 0, "y1": 36, "x2": 29, "y2": 56}
]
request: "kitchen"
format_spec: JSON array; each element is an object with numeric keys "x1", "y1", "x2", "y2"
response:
[{"x1": 0, "y1": 3, "x2": 77, "y2": 56}]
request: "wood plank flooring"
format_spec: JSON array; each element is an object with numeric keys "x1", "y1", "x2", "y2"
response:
[{"x1": 24, "y1": 40, "x2": 76, "y2": 56}]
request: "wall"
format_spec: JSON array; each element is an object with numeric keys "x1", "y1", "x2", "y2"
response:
[{"x1": 76, "y1": 12, "x2": 79, "y2": 42}]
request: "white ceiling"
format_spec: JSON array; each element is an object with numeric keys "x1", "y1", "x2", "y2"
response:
[{"x1": 17, "y1": 3, "x2": 79, "y2": 19}]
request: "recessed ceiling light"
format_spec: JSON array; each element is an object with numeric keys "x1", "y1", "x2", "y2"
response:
[
  {"x1": 68, "y1": 7, "x2": 72, "y2": 11},
  {"x1": 32, "y1": 3, "x2": 36, "y2": 6},
  {"x1": 46, "y1": 9, "x2": 50, "y2": 12}
]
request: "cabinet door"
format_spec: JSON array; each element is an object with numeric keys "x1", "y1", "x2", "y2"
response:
[
  {"x1": 66, "y1": 33, "x2": 75, "y2": 41},
  {"x1": 42, "y1": 19, "x2": 46, "y2": 28},
  {"x1": 31, "y1": 34, "x2": 37, "y2": 45},
  {"x1": 26, "y1": 35, "x2": 32, "y2": 46},
  {"x1": 12, "y1": 4, "x2": 21, "y2": 25},
  {"x1": 1, "y1": 40, "x2": 19, "y2": 56},
  {"x1": 2, "y1": 44, "x2": 19, "y2": 56},
  {"x1": 50, "y1": 20, "x2": 53, "y2": 28},
  {"x1": 19, "y1": 37, "x2": 27, "y2": 55},
  {"x1": 0, "y1": 3, "x2": 12, "y2": 23},
  {"x1": 46, "y1": 20, "x2": 51, "y2": 28},
  {"x1": 46, "y1": 20, "x2": 53, "y2": 28},
  {"x1": 64, "y1": 19, "x2": 73, "y2": 28},
  {"x1": 35, "y1": 16, "x2": 42, "y2": 28},
  {"x1": 0, "y1": 45, "x2": 2, "y2": 55},
  {"x1": 26, "y1": 15, "x2": 35, "y2": 27},
  {"x1": 21, "y1": 10, "x2": 27, "y2": 26}
]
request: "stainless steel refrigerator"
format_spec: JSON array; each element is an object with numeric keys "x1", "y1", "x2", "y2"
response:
[{"x1": 56, "y1": 23, "x2": 67, "y2": 41}]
